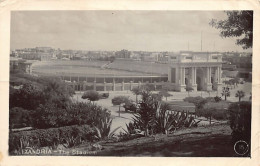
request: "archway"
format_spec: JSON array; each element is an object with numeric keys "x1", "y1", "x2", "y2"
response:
[{"x1": 196, "y1": 68, "x2": 205, "y2": 91}]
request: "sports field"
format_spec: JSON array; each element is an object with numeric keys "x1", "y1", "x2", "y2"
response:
[{"x1": 31, "y1": 60, "x2": 167, "y2": 76}]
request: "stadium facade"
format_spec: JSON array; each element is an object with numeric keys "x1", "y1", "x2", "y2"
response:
[{"x1": 59, "y1": 51, "x2": 223, "y2": 92}]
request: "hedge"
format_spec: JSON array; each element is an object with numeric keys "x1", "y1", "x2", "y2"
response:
[{"x1": 9, "y1": 124, "x2": 96, "y2": 155}]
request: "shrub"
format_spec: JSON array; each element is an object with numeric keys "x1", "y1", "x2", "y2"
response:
[
  {"x1": 94, "y1": 116, "x2": 121, "y2": 140},
  {"x1": 197, "y1": 107, "x2": 228, "y2": 123},
  {"x1": 9, "y1": 107, "x2": 33, "y2": 129},
  {"x1": 82, "y1": 90, "x2": 100, "y2": 103},
  {"x1": 112, "y1": 96, "x2": 129, "y2": 117},
  {"x1": 131, "y1": 91, "x2": 200, "y2": 136},
  {"x1": 205, "y1": 97, "x2": 215, "y2": 102},
  {"x1": 31, "y1": 102, "x2": 110, "y2": 129},
  {"x1": 99, "y1": 93, "x2": 109, "y2": 99},
  {"x1": 9, "y1": 84, "x2": 46, "y2": 110},
  {"x1": 228, "y1": 101, "x2": 251, "y2": 144},
  {"x1": 123, "y1": 100, "x2": 137, "y2": 112},
  {"x1": 9, "y1": 124, "x2": 95, "y2": 154},
  {"x1": 183, "y1": 96, "x2": 207, "y2": 114},
  {"x1": 214, "y1": 96, "x2": 222, "y2": 102}
]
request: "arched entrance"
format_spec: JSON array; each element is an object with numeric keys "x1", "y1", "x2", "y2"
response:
[{"x1": 196, "y1": 68, "x2": 205, "y2": 91}]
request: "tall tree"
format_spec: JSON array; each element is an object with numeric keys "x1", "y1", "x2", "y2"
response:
[
  {"x1": 210, "y1": 11, "x2": 253, "y2": 49},
  {"x1": 235, "y1": 90, "x2": 245, "y2": 102},
  {"x1": 221, "y1": 87, "x2": 230, "y2": 101}
]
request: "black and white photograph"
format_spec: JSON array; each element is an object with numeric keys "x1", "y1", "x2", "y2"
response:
[{"x1": 7, "y1": 9, "x2": 254, "y2": 157}]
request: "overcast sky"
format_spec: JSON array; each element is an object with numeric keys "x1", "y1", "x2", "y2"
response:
[{"x1": 11, "y1": 11, "x2": 252, "y2": 52}]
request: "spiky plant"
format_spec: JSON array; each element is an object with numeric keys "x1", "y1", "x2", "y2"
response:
[{"x1": 94, "y1": 116, "x2": 121, "y2": 140}]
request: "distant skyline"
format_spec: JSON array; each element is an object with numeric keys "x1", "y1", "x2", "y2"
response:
[{"x1": 11, "y1": 11, "x2": 252, "y2": 52}]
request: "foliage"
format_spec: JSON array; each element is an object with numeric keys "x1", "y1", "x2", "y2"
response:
[
  {"x1": 235, "y1": 90, "x2": 245, "y2": 102},
  {"x1": 183, "y1": 96, "x2": 207, "y2": 111},
  {"x1": 9, "y1": 124, "x2": 95, "y2": 154},
  {"x1": 221, "y1": 87, "x2": 230, "y2": 101},
  {"x1": 158, "y1": 90, "x2": 172, "y2": 101},
  {"x1": 31, "y1": 102, "x2": 110, "y2": 129},
  {"x1": 153, "y1": 104, "x2": 175, "y2": 135},
  {"x1": 131, "y1": 90, "x2": 200, "y2": 136},
  {"x1": 123, "y1": 100, "x2": 137, "y2": 113},
  {"x1": 112, "y1": 96, "x2": 130, "y2": 116},
  {"x1": 210, "y1": 11, "x2": 253, "y2": 49},
  {"x1": 205, "y1": 97, "x2": 215, "y2": 102},
  {"x1": 43, "y1": 77, "x2": 74, "y2": 108},
  {"x1": 197, "y1": 108, "x2": 228, "y2": 122},
  {"x1": 9, "y1": 107, "x2": 33, "y2": 129},
  {"x1": 214, "y1": 96, "x2": 222, "y2": 102},
  {"x1": 10, "y1": 75, "x2": 75, "y2": 110},
  {"x1": 112, "y1": 96, "x2": 129, "y2": 106},
  {"x1": 99, "y1": 92, "x2": 109, "y2": 99},
  {"x1": 131, "y1": 87, "x2": 142, "y2": 103},
  {"x1": 82, "y1": 90, "x2": 100, "y2": 103},
  {"x1": 9, "y1": 84, "x2": 46, "y2": 110},
  {"x1": 143, "y1": 83, "x2": 156, "y2": 91},
  {"x1": 228, "y1": 101, "x2": 251, "y2": 144},
  {"x1": 94, "y1": 116, "x2": 121, "y2": 140}
]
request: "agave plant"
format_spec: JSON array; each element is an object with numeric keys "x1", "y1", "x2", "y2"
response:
[{"x1": 94, "y1": 116, "x2": 121, "y2": 140}]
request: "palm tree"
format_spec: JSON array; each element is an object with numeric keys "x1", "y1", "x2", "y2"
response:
[
  {"x1": 235, "y1": 90, "x2": 245, "y2": 102},
  {"x1": 221, "y1": 87, "x2": 230, "y2": 101}
]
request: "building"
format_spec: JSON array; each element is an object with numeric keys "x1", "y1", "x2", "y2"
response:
[
  {"x1": 168, "y1": 51, "x2": 222, "y2": 92},
  {"x1": 55, "y1": 51, "x2": 223, "y2": 92},
  {"x1": 10, "y1": 57, "x2": 33, "y2": 74}
]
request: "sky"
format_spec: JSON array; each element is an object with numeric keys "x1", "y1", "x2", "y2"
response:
[{"x1": 10, "y1": 11, "x2": 252, "y2": 52}]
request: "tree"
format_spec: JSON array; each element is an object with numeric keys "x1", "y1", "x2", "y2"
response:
[
  {"x1": 221, "y1": 87, "x2": 230, "y2": 101},
  {"x1": 235, "y1": 90, "x2": 245, "y2": 102},
  {"x1": 185, "y1": 86, "x2": 194, "y2": 97},
  {"x1": 142, "y1": 83, "x2": 155, "y2": 91},
  {"x1": 228, "y1": 101, "x2": 251, "y2": 146},
  {"x1": 9, "y1": 83, "x2": 45, "y2": 110},
  {"x1": 210, "y1": 11, "x2": 253, "y2": 49},
  {"x1": 43, "y1": 78, "x2": 74, "y2": 108},
  {"x1": 158, "y1": 90, "x2": 172, "y2": 101},
  {"x1": 131, "y1": 87, "x2": 142, "y2": 103},
  {"x1": 82, "y1": 90, "x2": 100, "y2": 104},
  {"x1": 112, "y1": 96, "x2": 129, "y2": 117}
]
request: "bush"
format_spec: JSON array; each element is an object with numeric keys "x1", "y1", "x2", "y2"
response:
[
  {"x1": 228, "y1": 101, "x2": 251, "y2": 144},
  {"x1": 197, "y1": 108, "x2": 228, "y2": 121},
  {"x1": 82, "y1": 90, "x2": 100, "y2": 103},
  {"x1": 9, "y1": 84, "x2": 46, "y2": 110},
  {"x1": 214, "y1": 96, "x2": 222, "y2": 102},
  {"x1": 183, "y1": 96, "x2": 207, "y2": 115},
  {"x1": 123, "y1": 100, "x2": 137, "y2": 112},
  {"x1": 9, "y1": 124, "x2": 95, "y2": 154},
  {"x1": 205, "y1": 97, "x2": 215, "y2": 102},
  {"x1": 31, "y1": 102, "x2": 110, "y2": 129},
  {"x1": 99, "y1": 93, "x2": 109, "y2": 99},
  {"x1": 9, "y1": 107, "x2": 33, "y2": 129}
]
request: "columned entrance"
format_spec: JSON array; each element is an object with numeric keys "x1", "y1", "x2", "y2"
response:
[{"x1": 169, "y1": 65, "x2": 222, "y2": 92}]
